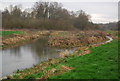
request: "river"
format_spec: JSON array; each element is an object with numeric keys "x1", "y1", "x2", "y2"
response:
[
  {"x1": 0, "y1": 35, "x2": 112, "y2": 78},
  {"x1": 0, "y1": 36, "x2": 75, "y2": 77}
]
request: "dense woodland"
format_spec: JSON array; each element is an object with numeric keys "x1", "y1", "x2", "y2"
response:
[{"x1": 1, "y1": 1, "x2": 118, "y2": 30}]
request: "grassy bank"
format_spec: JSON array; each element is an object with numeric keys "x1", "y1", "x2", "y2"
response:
[
  {"x1": 0, "y1": 31, "x2": 25, "y2": 36},
  {"x1": 49, "y1": 40, "x2": 118, "y2": 79},
  {"x1": 6, "y1": 38, "x2": 118, "y2": 79},
  {"x1": 1, "y1": 30, "x2": 49, "y2": 49}
]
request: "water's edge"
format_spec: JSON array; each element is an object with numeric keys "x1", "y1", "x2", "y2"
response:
[{"x1": 0, "y1": 36, "x2": 113, "y2": 79}]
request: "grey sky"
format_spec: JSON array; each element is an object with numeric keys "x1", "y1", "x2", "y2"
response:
[
  {"x1": 0, "y1": 0, "x2": 119, "y2": 23},
  {"x1": 1, "y1": 0, "x2": 119, "y2": 2}
]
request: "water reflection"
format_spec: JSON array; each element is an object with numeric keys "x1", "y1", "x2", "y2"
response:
[
  {"x1": 1, "y1": 36, "x2": 75, "y2": 77},
  {"x1": 8, "y1": 47, "x2": 22, "y2": 57},
  {"x1": 30, "y1": 37, "x2": 59, "y2": 61},
  {"x1": 1, "y1": 36, "x2": 61, "y2": 77}
]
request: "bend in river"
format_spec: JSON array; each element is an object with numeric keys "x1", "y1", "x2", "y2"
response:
[
  {"x1": 1, "y1": 35, "x2": 113, "y2": 77},
  {"x1": 1, "y1": 36, "x2": 75, "y2": 77}
]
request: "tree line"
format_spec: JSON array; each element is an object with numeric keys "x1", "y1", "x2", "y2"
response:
[
  {"x1": 98, "y1": 22, "x2": 118, "y2": 31},
  {"x1": 2, "y1": 1, "x2": 98, "y2": 30}
]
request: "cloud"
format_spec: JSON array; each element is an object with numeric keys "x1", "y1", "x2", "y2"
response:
[
  {"x1": 2, "y1": 0, "x2": 37, "y2": 2},
  {"x1": 2, "y1": 0, "x2": 119, "y2": 2},
  {"x1": 91, "y1": 14, "x2": 118, "y2": 23},
  {"x1": 50, "y1": 0, "x2": 119, "y2": 2}
]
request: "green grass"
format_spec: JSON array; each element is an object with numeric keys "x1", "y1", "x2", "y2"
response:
[
  {"x1": 106, "y1": 30, "x2": 118, "y2": 37},
  {"x1": 24, "y1": 72, "x2": 44, "y2": 79},
  {"x1": 116, "y1": 34, "x2": 120, "y2": 37},
  {"x1": 106, "y1": 30, "x2": 117, "y2": 34},
  {"x1": 48, "y1": 40, "x2": 118, "y2": 79},
  {"x1": 0, "y1": 31, "x2": 25, "y2": 36},
  {"x1": 11, "y1": 37, "x2": 119, "y2": 79}
]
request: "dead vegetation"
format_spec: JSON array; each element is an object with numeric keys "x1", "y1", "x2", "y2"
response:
[
  {"x1": 48, "y1": 31, "x2": 107, "y2": 48},
  {"x1": 40, "y1": 65, "x2": 73, "y2": 79},
  {"x1": 1, "y1": 31, "x2": 50, "y2": 49}
]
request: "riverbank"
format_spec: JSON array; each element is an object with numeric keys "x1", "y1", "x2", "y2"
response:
[
  {"x1": 48, "y1": 31, "x2": 108, "y2": 48},
  {"x1": 1, "y1": 30, "x2": 50, "y2": 49},
  {"x1": 2, "y1": 32, "x2": 118, "y2": 80},
  {"x1": 48, "y1": 40, "x2": 118, "y2": 79}
]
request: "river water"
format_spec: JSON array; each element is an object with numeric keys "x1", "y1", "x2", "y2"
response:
[
  {"x1": 1, "y1": 35, "x2": 112, "y2": 78},
  {"x1": 0, "y1": 36, "x2": 76, "y2": 77}
]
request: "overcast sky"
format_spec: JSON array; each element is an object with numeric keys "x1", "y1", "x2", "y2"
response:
[{"x1": 0, "y1": 0, "x2": 119, "y2": 23}]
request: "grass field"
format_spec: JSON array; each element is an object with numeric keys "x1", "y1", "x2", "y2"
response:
[
  {"x1": 0, "y1": 31, "x2": 25, "y2": 36},
  {"x1": 48, "y1": 40, "x2": 118, "y2": 79}
]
